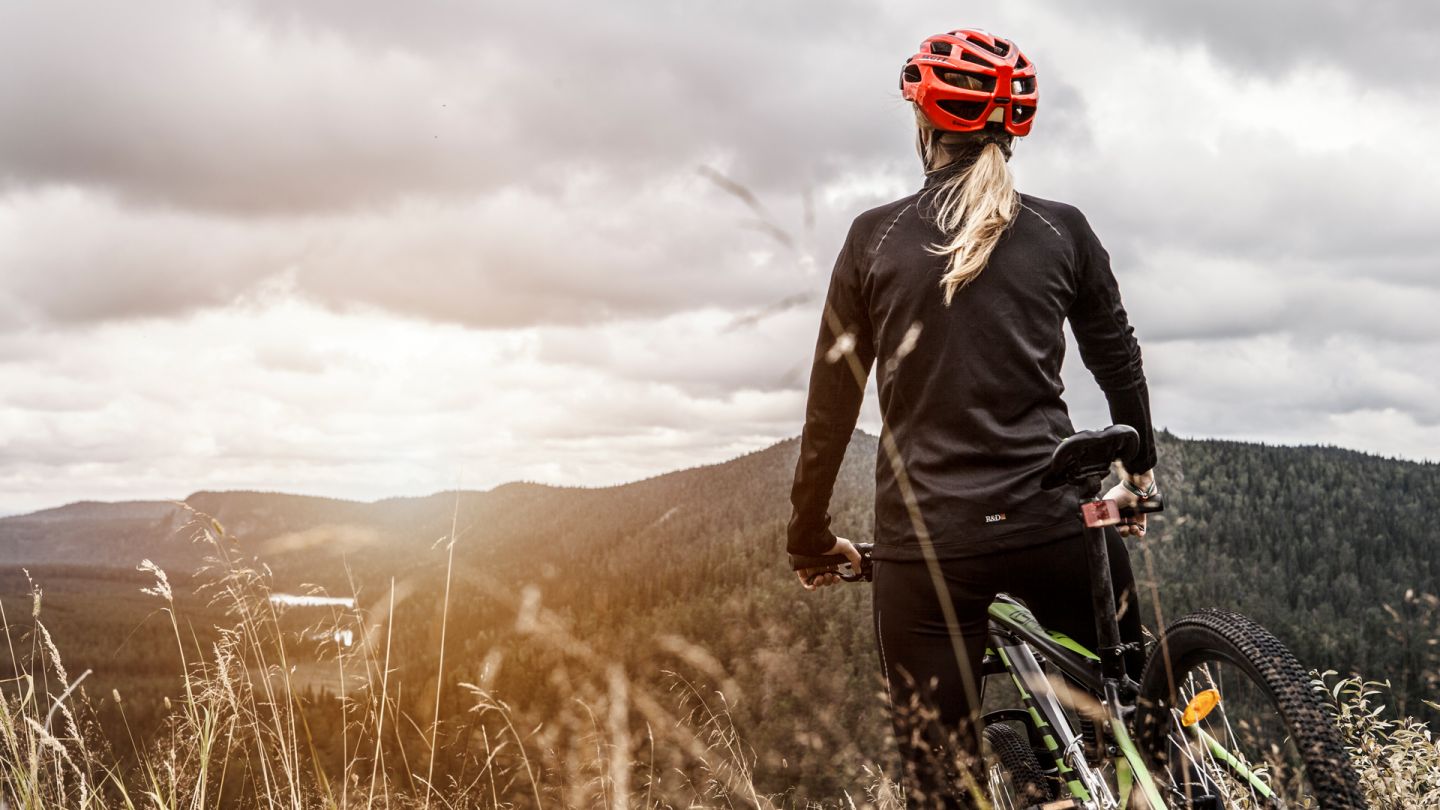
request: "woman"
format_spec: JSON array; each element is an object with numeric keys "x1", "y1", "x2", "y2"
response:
[{"x1": 786, "y1": 29, "x2": 1158, "y2": 808}]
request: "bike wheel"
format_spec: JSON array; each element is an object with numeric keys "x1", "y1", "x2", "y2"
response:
[
  {"x1": 1135, "y1": 609, "x2": 1365, "y2": 809},
  {"x1": 983, "y1": 722, "x2": 1054, "y2": 807}
]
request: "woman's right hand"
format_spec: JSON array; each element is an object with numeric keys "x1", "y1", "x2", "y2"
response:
[
  {"x1": 796, "y1": 537, "x2": 864, "y2": 591},
  {"x1": 1106, "y1": 467, "x2": 1157, "y2": 538}
]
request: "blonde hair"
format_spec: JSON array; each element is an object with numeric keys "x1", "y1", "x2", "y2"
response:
[{"x1": 916, "y1": 111, "x2": 1019, "y2": 305}]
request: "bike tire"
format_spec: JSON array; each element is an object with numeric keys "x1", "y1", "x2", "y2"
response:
[
  {"x1": 984, "y1": 721, "x2": 1054, "y2": 806},
  {"x1": 1135, "y1": 608, "x2": 1365, "y2": 809}
]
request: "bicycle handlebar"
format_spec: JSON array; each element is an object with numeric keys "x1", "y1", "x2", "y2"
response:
[
  {"x1": 790, "y1": 495, "x2": 1165, "y2": 579},
  {"x1": 790, "y1": 543, "x2": 875, "y2": 580}
]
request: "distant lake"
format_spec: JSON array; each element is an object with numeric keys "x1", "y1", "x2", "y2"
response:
[{"x1": 269, "y1": 593, "x2": 355, "y2": 608}]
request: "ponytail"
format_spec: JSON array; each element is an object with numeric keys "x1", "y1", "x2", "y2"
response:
[{"x1": 917, "y1": 119, "x2": 1019, "y2": 305}]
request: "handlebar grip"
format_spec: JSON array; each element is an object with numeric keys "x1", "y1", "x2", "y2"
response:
[
  {"x1": 790, "y1": 552, "x2": 849, "y2": 570},
  {"x1": 1118, "y1": 492, "x2": 1165, "y2": 518}
]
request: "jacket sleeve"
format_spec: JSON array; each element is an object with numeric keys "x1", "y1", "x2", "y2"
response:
[
  {"x1": 786, "y1": 223, "x2": 876, "y2": 558},
  {"x1": 1067, "y1": 212, "x2": 1158, "y2": 472}
]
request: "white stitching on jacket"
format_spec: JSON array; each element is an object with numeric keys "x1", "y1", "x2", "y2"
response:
[
  {"x1": 874, "y1": 203, "x2": 914, "y2": 254},
  {"x1": 1020, "y1": 202, "x2": 1064, "y2": 241}
]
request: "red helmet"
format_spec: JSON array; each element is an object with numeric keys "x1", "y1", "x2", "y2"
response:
[{"x1": 900, "y1": 29, "x2": 1038, "y2": 136}]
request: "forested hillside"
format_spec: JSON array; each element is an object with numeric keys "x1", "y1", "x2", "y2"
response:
[
  {"x1": 2, "y1": 431, "x2": 1436, "y2": 802},
  {"x1": 1141, "y1": 435, "x2": 1440, "y2": 717},
  {"x1": 371, "y1": 430, "x2": 1440, "y2": 798}
]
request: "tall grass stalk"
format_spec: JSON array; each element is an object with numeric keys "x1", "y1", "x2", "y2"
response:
[{"x1": 424, "y1": 492, "x2": 461, "y2": 809}]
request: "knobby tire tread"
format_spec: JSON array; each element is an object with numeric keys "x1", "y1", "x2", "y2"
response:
[
  {"x1": 1136, "y1": 608, "x2": 1366, "y2": 809},
  {"x1": 984, "y1": 721, "x2": 1054, "y2": 806}
]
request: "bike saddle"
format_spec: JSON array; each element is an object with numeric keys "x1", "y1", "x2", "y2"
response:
[{"x1": 1040, "y1": 425, "x2": 1140, "y2": 490}]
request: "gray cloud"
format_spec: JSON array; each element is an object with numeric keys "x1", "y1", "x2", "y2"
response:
[
  {"x1": 0, "y1": 0, "x2": 925, "y2": 329},
  {"x1": 0, "y1": 1, "x2": 504, "y2": 211},
  {"x1": 0, "y1": 183, "x2": 832, "y2": 329},
  {"x1": 0, "y1": 302, "x2": 809, "y2": 513},
  {"x1": 1055, "y1": 1, "x2": 1440, "y2": 85},
  {"x1": 0, "y1": 0, "x2": 916, "y2": 212}
]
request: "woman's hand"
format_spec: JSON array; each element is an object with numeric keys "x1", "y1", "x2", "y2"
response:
[
  {"x1": 1105, "y1": 468, "x2": 1156, "y2": 538},
  {"x1": 796, "y1": 537, "x2": 864, "y2": 591}
]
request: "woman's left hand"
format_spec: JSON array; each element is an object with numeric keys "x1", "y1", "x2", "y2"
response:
[{"x1": 796, "y1": 537, "x2": 863, "y2": 591}]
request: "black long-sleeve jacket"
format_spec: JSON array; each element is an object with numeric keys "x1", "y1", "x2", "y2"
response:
[{"x1": 787, "y1": 180, "x2": 1156, "y2": 561}]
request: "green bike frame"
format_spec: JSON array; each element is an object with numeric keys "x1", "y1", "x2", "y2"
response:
[
  {"x1": 985, "y1": 597, "x2": 1166, "y2": 808},
  {"x1": 982, "y1": 595, "x2": 1280, "y2": 806}
]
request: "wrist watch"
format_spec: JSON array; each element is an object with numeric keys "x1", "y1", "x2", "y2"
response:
[{"x1": 1121, "y1": 477, "x2": 1157, "y2": 499}]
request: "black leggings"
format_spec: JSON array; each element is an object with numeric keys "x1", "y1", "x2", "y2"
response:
[{"x1": 871, "y1": 528, "x2": 1145, "y2": 809}]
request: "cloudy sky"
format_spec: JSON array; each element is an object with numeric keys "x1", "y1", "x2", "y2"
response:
[{"x1": 2, "y1": 1, "x2": 1438, "y2": 515}]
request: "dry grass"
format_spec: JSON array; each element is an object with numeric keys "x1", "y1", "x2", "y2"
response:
[
  {"x1": 0, "y1": 509, "x2": 901, "y2": 809},
  {"x1": 0, "y1": 510, "x2": 1433, "y2": 808}
]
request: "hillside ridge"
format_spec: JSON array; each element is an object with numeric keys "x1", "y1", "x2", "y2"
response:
[{"x1": 11, "y1": 428, "x2": 1440, "y2": 524}]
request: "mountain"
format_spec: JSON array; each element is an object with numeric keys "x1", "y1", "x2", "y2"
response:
[
  {"x1": 0, "y1": 429, "x2": 870, "y2": 589},
  {"x1": 4, "y1": 430, "x2": 1437, "y2": 676},
  {"x1": 0, "y1": 500, "x2": 191, "y2": 567},
  {"x1": 1, "y1": 430, "x2": 1437, "y2": 799}
]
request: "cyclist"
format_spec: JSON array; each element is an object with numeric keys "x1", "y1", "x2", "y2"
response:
[{"x1": 786, "y1": 29, "x2": 1158, "y2": 808}]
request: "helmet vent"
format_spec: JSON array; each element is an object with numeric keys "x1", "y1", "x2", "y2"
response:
[
  {"x1": 936, "y1": 99, "x2": 988, "y2": 121},
  {"x1": 1015, "y1": 55, "x2": 1029, "y2": 70},
  {"x1": 937, "y1": 70, "x2": 996, "y2": 93},
  {"x1": 901, "y1": 64, "x2": 922, "y2": 85},
  {"x1": 1012, "y1": 105, "x2": 1035, "y2": 124},
  {"x1": 959, "y1": 51, "x2": 991, "y2": 67},
  {"x1": 971, "y1": 37, "x2": 1010, "y2": 57},
  {"x1": 928, "y1": 40, "x2": 953, "y2": 56}
]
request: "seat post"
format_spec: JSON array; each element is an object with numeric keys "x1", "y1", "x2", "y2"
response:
[{"x1": 1078, "y1": 473, "x2": 1126, "y2": 682}]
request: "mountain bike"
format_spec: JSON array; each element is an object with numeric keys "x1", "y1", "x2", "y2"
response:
[{"x1": 793, "y1": 425, "x2": 1366, "y2": 809}]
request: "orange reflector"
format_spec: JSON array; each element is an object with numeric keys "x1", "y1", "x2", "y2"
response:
[{"x1": 1181, "y1": 689, "x2": 1221, "y2": 726}]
